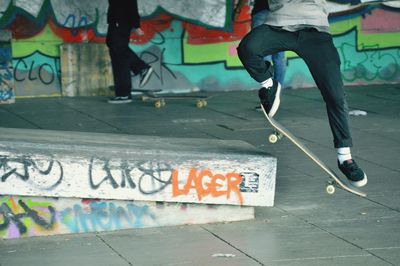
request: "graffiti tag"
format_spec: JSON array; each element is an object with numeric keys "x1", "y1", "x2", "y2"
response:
[
  {"x1": 0, "y1": 155, "x2": 63, "y2": 189},
  {"x1": 172, "y1": 168, "x2": 244, "y2": 204}
]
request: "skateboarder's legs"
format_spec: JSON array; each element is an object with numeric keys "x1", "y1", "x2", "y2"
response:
[
  {"x1": 238, "y1": 26, "x2": 366, "y2": 187},
  {"x1": 295, "y1": 29, "x2": 352, "y2": 149},
  {"x1": 237, "y1": 25, "x2": 293, "y2": 83},
  {"x1": 295, "y1": 31, "x2": 366, "y2": 187},
  {"x1": 238, "y1": 26, "x2": 352, "y2": 149},
  {"x1": 237, "y1": 25, "x2": 295, "y2": 117}
]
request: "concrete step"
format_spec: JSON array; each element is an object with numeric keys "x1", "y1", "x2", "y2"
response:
[{"x1": 0, "y1": 127, "x2": 277, "y2": 206}]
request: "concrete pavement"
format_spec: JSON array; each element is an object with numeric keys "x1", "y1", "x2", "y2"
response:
[{"x1": 1, "y1": 84, "x2": 400, "y2": 265}]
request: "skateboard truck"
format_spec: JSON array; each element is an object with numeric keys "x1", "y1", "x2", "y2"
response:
[
  {"x1": 154, "y1": 99, "x2": 166, "y2": 108},
  {"x1": 326, "y1": 180, "x2": 336, "y2": 195}
]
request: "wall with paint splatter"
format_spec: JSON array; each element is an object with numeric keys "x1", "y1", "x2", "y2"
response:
[{"x1": 0, "y1": 0, "x2": 399, "y2": 99}]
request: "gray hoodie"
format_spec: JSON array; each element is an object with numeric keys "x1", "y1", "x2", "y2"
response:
[{"x1": 265, "y1": 0, "x2": 329, "y2": 30}]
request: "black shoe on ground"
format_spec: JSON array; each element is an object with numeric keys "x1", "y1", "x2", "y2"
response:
[
  {"x1": 139, "y1": 67, "x2": 153, "y2": 87},
  {"x1": 258, "y1": 80, "x2": 281, "y2": 117},
  {"x1": 108, "y1": 96, "x2": 132, "y2": 104},
  {"x1": 338, "y1": 159, "x2": 368, "y2": 187}
]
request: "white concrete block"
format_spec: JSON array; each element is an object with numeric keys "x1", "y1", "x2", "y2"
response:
[{"x1": 0, "y1": 128, "x2": 277, "y2": 206}]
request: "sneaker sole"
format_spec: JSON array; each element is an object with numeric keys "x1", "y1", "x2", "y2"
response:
[
  {"x1": 349, "y1": 173, "x2": 368, "y2": 187},
  {"x1": 139, "y1": 68, "x2": 153, "y2": 88},
  {"x1": 268, "y1": 82, "x2": 281, "y2": 118}
]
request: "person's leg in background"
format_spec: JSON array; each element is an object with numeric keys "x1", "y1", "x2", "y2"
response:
[
  {"x1": 252, "y1": 10, "x2": 287, "y2": 87},
  {"x1": 106, "y1": 23, "x2": 133, "y2": 103},
  {"x1": 272, "y1": 51, "x2": 286, "y2": 86},
  {"x1": 128, "y1": 49, "x2": 147, "y2": 76},
  {"x1": 128, "y1": 47, "x2": 153, "y2": 88}
]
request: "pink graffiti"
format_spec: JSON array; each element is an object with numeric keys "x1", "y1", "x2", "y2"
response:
[{"x1": 362, "y1": 9, "x2": 400, "y2": 33}]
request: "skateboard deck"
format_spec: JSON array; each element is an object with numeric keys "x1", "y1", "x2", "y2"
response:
[
  {"x1": 134, "y1": 90, "x2": 209, "y2": 108},
  {"x1": 131, "y1": 88, "x2": 162, "y2": 97},
  {"x1": 260, "y1": 105, "x2": 366, "y2": 197},
  {"x1": 108, "y1": 86, "x2": 162, "y2": 97}
]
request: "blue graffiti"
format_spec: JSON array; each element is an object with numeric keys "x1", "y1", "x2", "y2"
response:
[
  {"x1": 60, "y1": 201, "x2": 157, "y2": 233},
  {"x1": 0, "y1": 48, "x2": 12, "y2": 62}
]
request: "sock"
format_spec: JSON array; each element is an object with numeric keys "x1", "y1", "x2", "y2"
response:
[
  {"x1": 260, "y1": 78, "x2": 273, "y2": 89},
  {"x1": 337, "y1": 147, "x2": 352, "y2": 164}
]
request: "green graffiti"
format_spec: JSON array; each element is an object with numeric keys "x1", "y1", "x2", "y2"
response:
[
  {"x1": 335, "y1": 30, "x2": 399, "y2": 82},
  {"x1": 12, "y1": 25, "x2": 62, "y2": 58}
]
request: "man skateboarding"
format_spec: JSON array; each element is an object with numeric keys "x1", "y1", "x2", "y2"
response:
[{"x1": 237, "y1": 0, "x2": 368, "y2": 188}]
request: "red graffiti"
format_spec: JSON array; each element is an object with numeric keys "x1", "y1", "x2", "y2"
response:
[
  {"x1": 48, "y1": 14, "x2": 173, "y2": 44},
  {"x1": 183, "y1": 22, "x2": 249, "y2": 45},
  {"x1": 172, "y1": 168, "x2": 243, "y2": 204},
  {"x1": 183, "y1": 5, "x2": 251, "y2": 45}
]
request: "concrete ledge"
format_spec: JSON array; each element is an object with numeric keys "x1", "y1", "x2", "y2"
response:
[
  {"x1": 0, "y1": 127, "x2": 277, "y2": 206},
  {"x1": 0, "y1": 195, "x2": 254, "y2": 239}
]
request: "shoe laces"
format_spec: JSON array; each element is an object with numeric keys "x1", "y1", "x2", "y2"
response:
[{"x1": 345, "y1": 160, "x2": 359, "y2": 171}]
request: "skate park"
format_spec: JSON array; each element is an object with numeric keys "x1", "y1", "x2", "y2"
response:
[{"x1": 1, "y1": 1, "x2": 400, "y2": 265}]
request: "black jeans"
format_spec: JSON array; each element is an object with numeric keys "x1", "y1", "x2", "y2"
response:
[
  {"x1": 237, "y1": 25, "x2": 352, "y2": 148},
  {"x1": 106, "y1": 23, "x2": 148, "y2": 96}
]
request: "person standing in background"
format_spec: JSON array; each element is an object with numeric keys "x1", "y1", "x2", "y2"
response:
[
  {"x1": 106, "y1": 0, "x2": 153, "y2": 104},
  {"x1": 250, "y1": 0, "x2": 286, "y2": 87}
]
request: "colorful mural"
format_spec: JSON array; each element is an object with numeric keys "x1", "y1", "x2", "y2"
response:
[
  {"x1": 0, "y1": 30, "x2": 14, "y2": 103},
  {"x1": 0, "y1": 0, "x2": 398, "y2": 96},
  {"x1": 0, "y1": 195, "x2": 253, "y2": 239}
]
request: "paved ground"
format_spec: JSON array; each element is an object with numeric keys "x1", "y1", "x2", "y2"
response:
[{"x1": 0, "y1": 85, "x2": 399, "y2": 266}]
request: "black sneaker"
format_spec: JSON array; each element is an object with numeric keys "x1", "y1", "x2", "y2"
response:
[
  {"x1": 108, "y1": 96, "x2": 132, "y2": 104},
  {"x1": 338, "y1": 159, "x2": 368, "y2": 187},
  {"x1": 258, "y1": 80, "x2": 281, "y2": 117},
  {"x1": 139, "y1": 67, "x2": 153, "y2": 87}
]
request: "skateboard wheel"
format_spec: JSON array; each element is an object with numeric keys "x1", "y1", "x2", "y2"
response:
[
  {"x1": 155, "y1": 100, "x2": 163, "y2": 108},
  {"x1": 326, "y1": 184, "x2": 335, "y2": 195},
  {"x1": 196, "y1": 100, "x2": 204, "y2": 108},
  {"x1": 268, "y1": 134, "x2": 278, "y2": 144},
  {"x1": 269, "y1": 129, "x2": 284, "y2": 144},
  {"x1": 202, "y1": 100, "x2": 208, "y2": 107}
]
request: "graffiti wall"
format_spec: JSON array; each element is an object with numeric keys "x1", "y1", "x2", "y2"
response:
[
  {"x1": 0, "y1": 30, "x2": 14, "y2": 103},
  {"x1": 0, "y1": 0, "x2": 399, "y2": 97},
  {"x1": 0, "y1": 195, "x2": 254, "y2": 239}
]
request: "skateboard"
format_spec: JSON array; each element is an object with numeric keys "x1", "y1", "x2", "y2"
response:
[
  {"x1": 131, "y1": 88, "x2": 162, "y2": 99},
  {"x1": 260, "y1": 105, "x2": 366, "y2": 197},
  {"x1": 133, "y1": 89, "x2": 209, "y2": 109}
]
